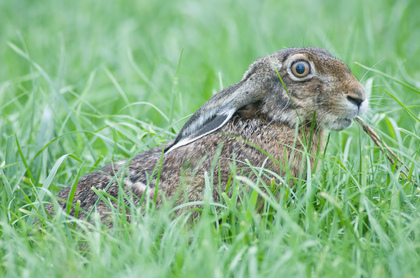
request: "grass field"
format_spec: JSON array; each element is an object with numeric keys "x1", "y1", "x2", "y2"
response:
[{"x1": 1, "y1": 0, "x2": 420, "y2": 277}]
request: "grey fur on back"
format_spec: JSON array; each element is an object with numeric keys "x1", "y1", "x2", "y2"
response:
[{"x1": 47, "y1": 47, "x2": 368, "y2": 226}]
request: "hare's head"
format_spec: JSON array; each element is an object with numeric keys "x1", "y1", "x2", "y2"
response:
[
  {"x1": 167, "y1": 47, "x2": 367, "y2": 152},
  {"x1": 261, "y1": 47, "x2": 368, "y2": 131}
]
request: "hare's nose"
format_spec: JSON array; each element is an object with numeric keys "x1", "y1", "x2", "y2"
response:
[
  {"x1": 347, "y1": 95, "x2": 364, "y2": 107},
  {"x1": 346, "y1": 85, "x2": 366, "y2": 108}
]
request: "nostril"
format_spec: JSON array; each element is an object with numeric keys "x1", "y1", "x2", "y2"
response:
[{"x1": 347, "y1": 95, "x2": 364, "y2": 107}]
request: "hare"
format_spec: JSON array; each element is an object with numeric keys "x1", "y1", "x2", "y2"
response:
[{"x1": 47, "y1": 47, "x2": 367, "y2": 225}]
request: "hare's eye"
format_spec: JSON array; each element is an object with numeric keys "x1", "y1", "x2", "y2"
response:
[{"x1": 291, "y1": 60, "x2": 310, "y2": 78}]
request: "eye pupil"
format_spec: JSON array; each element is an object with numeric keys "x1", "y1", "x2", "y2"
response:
[{"x1": 295, "y1": 63, "x2": 305, "y2": 74}]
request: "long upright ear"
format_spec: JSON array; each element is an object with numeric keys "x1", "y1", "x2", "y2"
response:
[{"x1": 165, "y1": 65, "x2": 270, "y2": 153}]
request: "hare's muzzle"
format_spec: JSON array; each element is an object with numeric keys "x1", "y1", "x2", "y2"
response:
[
  {"x1": 345, "y1": 83, "x2": 368, "y2": 117},
  {"x1": 324, "y1": 81, "x2": 368, "y2": 131}
]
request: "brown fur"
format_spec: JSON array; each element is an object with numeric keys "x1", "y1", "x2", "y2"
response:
[{"x1": 47, "y1": 47, "x2": 367, "y2": 225}]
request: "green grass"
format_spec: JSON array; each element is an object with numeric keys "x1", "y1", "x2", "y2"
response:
[{"x1": 1, "y1": 0, "x2": 420, "y2": 277}]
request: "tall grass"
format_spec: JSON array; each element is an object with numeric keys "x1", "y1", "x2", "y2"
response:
[{"x1": 1, "y1": 0, "x2": 419, "y2": 277}]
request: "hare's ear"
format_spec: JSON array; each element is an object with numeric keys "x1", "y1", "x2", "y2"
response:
[{"x1": 165, "y1": 69, "x2": 268, "y2": 152}]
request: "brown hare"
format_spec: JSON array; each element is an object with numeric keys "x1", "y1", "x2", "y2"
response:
[{"x1": 47, "y1": 47, "x2": 367, "y2": 225}]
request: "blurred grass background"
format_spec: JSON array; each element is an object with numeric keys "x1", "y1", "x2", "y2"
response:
[{"x1": 1, "y1": 0, "x2": 420, "y2": 277}]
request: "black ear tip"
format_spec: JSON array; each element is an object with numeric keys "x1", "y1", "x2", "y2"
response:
[{"x1": 166, "y1": 113, "x2": 232, "y2": 152}]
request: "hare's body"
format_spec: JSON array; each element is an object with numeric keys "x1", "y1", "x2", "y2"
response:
[
  {"x1": 49, "y1": 47, "x2": 367, "y2": 224},
  {"x1": 56, "y1": 114, "x2": 323, "y2": 223}
]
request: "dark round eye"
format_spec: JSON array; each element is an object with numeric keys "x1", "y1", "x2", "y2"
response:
[{"x1": 291, "y1": 60, "x2": 310, "y2": 78}]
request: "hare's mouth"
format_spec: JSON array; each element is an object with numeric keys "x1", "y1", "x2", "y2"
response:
[
  {"x1": 325, "y1": 117, "x2": 353, "y2": 131},
  {"x1": 324, "y1": 97, "x2": 368, "y2": 131}
]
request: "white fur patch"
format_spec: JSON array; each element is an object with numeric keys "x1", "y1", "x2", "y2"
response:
[
  {"x1": 124, "y1": 178, "x2": 147, "y2": 192},
  {"x1": 114, "y1": 160, "x2": 127, "y2": 168},
  {"x1": 131, "y1": 181, "x2": 148, "y2": 192}
]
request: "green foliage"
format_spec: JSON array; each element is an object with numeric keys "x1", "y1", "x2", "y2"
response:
[{"x1": 1, "y1": 0, "x2": 420, "y2": 277}]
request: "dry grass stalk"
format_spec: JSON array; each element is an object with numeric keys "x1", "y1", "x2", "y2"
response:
[{"x1": 355, "y1": 116, "x2": 417, "y2": 186}]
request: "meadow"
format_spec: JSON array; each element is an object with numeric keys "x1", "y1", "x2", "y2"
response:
[{"x1": 1, "y1": 0, "x2": 420, "y2": 277}]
